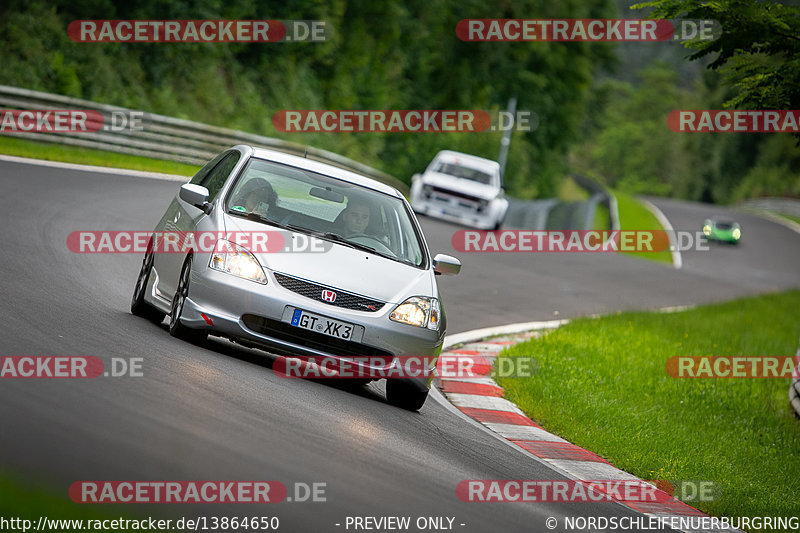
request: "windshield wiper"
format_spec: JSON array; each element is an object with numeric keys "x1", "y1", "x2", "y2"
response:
[
  {"x1": 231, "y1": 211, "x2": 306, "y2": 234},
  {"x1": 228, "y1": 211, "x2": 387, "y2": 256},
  {"x1": 319, "y1": 232, "x2": 377, "y2": 254}
]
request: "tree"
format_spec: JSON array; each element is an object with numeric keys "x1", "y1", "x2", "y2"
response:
[{"x1": 634, "y1": 0, "x2": 800, "y2": 118}]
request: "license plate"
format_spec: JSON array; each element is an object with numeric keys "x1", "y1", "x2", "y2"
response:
[{"x1": 287, "y1": 308, "x2": 356, "y2": 341}]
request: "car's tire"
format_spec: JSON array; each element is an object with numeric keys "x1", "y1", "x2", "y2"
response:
[
  {"x1": 131, "y1": 247, "x2": 166, "y2": 323},
  {"x1": 385, "y1": 379, "x2": 429, "y2": 411},
  {"x1": 169, "y1": 255, "x2": 207, "y2": 343}
]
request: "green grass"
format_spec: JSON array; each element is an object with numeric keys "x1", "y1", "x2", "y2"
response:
[
  {"x1": 557, "y1": 176, "x2": 590, "y2": 202},
  {"x1": 613, "y1": 189, "x2": 673, "y2": 264},
  {"x1": 0, "y1": 136, "x2": 198, "y2": 176},
  {"x1": 592, "y1": 203, "x2": 610, "y2": 231},
  {"x1": 497, "y1": 290, "x2": 800, "y2": 524},
  {"x1": 0, "y1": 472, "x2": 167, "y2": 532},
  {"x1": 777, "y1": 213, "x2": 800, "y2": 225}
]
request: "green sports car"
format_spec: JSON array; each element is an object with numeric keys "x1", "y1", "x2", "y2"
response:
[{"x1": 702, "y1": 217, "x2": 742, "y2": 244}]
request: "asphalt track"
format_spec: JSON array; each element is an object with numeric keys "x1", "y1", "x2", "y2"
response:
[{"x1": 1, "y1": 160, "x2": 799, "y2": 531}]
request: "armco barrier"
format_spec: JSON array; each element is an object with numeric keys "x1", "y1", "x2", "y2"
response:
[{"x1": 0, "y1": 85, "x2": 409, "y2": 195}]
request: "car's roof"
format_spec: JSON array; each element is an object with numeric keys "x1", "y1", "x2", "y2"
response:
[
  {"x1": 433, "y1": 150, "x2": 500, "y2": 171},
  {"x1": 244, "y1": 145, "x2": 403, "y2": 198}
]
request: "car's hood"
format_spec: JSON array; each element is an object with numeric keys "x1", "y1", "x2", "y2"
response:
[
  {"x1": 421, "y1": 171, "x2": 499, "y2": 200},
  {"x1": 224, "y1": 215, "x2": 433, "y2": 304}
]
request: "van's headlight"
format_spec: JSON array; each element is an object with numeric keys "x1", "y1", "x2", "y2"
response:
[
  {"x1": 209, "y1": 240, "x2": 267, "y2": 284},
  {"x1": 390, "y1": 296, "x2": 441, "y2": 330}
]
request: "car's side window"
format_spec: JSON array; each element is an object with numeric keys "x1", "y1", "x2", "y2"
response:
[
  {"x1": 202, "y1": 152, "x2": 242, "y2": 200},
  {"x1": 189, "y1": 151, "x2": 228, "y2": 186}
]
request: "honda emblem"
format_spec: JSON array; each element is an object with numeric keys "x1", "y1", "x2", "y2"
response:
[{"x1": 321, "y1": 290, "x2": 337, "y2": 303}]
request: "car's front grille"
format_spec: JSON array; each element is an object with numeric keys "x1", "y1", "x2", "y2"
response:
[
  {"x1": 430, "y1": 186, "x2": 482, "y2": 204},
  {"x1": 273, "y1": 273, "x2": 385, "y2": 312},
  {"x1": 241, "y1": 314, "x2": 393, "y2": 364}
]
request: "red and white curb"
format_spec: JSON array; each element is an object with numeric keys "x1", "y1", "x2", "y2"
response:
[{"x1": 433, "y1": 321, "x2": 739, "y2": 533}]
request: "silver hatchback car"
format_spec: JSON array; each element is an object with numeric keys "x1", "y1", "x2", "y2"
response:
[{"x1": 131, "y1": 145, "x2": 461, "y2": 410}]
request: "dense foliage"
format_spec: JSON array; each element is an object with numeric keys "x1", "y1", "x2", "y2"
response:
[
  {"x1": 0, "y1": 0, "x2": 796, "y2": 202},
  {"x1": 571, "y1": 0, "x2": 800, "y2": 203},
  {"x1": 0, "y1": 0, "x2": 615, "y2": 198}
]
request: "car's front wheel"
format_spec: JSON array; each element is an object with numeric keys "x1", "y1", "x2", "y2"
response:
[
  {"x1": 130, "y1": 247, "x2": 166, "y2": 324},
  {"x1": 169, "y1": 255, "x2": 207, "y2": 343},
  {"x1": 386, "y1": 378, "x2": 429, "y2": 411}
]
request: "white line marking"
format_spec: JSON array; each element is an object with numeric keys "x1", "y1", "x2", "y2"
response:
[
  {"x1": 639, "y1": 197, "x2": 683, "y2": 269},
  {"x1": 748, "y1": 209, "x2": 800, "y2": 235},
  {"x1": 445, "y1": 394, "x2": 524, "y2": 414},
  {"x1": 542, "y1": 459, "x2": 639, "y2": 481},
  {"x1": 437, "y1": 376, "x2": 499, "y2": 386},
  {"x1": 444, "y1": 319, "x2": 567, "y2": 349},
  {"x1": 483, "y1": 423, "x2": 568, "y2": 442}
]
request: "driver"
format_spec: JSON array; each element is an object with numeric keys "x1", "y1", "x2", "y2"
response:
[
  {"x1": 233, "y1": 178, "x2": 277, "y2": 216},
  {"x1": 341, "y1": 201, "x2": 371, "y2": 237}
]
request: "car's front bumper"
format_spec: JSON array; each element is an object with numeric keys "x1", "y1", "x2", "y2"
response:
[
  {"x1": 410, "y1": 194, "x2": 506, "y2": 230},
  {"x1": 708, "y1": 230, "x2": 740, "y2": 243},
  {"x1": 174, "y1": 263, "x2": 444, "y2": 385}
]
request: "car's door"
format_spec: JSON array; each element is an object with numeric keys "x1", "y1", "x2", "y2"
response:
[{"x1": 156, "y1": 150, "x2": 242, "y2": 300}]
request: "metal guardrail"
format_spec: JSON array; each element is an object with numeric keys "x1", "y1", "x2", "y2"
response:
[
  {"x1": 503, "y1": 175, "x2": 617, "y2": 231},
  {"x1": 739, "y1": 197, "x2": 800, "y2": 218},
  {"x1": 0, "y1": 85, "x2": 409, "y2": 194},
  {"x1": 572, "y1": 174, "x2": 620, "y2": 231}
]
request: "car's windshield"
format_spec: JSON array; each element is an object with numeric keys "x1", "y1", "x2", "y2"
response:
[
  {"x1": 226, "y1": 157, "x2": 426, "y2": 267},
  {"x1": 433, "y1": 162, "x2": 494, "y2": 185}
]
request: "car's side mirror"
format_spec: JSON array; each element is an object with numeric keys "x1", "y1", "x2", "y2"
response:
[
  {"x1": 433, "y1": 254, "x2": 461, "y2": 276},
  {"x1": 180, "y1": 184, "x2": 211, "y2": 213}
]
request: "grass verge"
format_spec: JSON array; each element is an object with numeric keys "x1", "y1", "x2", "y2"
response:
[
  {"x1": 776, "y1": 213, "x2": 800, "y2": 226},
  {"x1": 0, "y1": 472, "x2": 166, "y2": 532},
  {"x1": 592, "y1": 203, "x2": 610, "y2": 231},
  {"x1": 0, "y1": 136, "x2": 198, "y2": 176},
  {"x1": 497, "y1": 290, "x2": 800, "y2": 522},
  {"x1": 613, "y1": 189, "x2": 672, "y2": 264},
  {"x1": 557, "y1": 176, "x2": 590, "y2": 202}
]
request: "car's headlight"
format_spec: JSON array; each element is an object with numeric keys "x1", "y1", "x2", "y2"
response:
[
  {"x1": 702, "y1": 225, "x2": 712, "y2": 236},
  {"x1": 390, "y1": 296, "x2": 441, "y2": 330},
  {"x1": 209, "y1": 240, "x2": 267, "y2": 284},
  {"x1": 732, "y1": 228, "x2": 741, "y2": 240}
]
